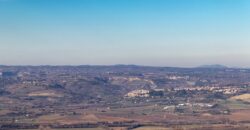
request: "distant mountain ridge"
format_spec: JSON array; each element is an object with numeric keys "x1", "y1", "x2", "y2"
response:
[{"x1": 197, "y1": 64, "x2": 228, "y2": 69}]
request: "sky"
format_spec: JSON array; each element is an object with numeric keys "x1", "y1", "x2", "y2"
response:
[{"x1": 0, "y1": 0, "x2": 250, "y2": 67}]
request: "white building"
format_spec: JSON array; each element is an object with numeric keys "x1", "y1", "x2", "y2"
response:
[{"x1": 126, "y1": 89, "x2": 150, "y2": 98}]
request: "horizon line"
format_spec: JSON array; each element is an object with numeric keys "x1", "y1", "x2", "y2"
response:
[{"x1": 0, "y1": 64, "x2": 248, "y2": 69}]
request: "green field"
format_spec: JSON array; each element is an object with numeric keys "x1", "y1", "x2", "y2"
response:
[{"x1": 221, "y1": 99, "x2": 250, "y2": 109}]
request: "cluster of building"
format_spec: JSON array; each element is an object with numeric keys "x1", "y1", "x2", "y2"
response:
[
  {"x1": 173, "y1": 86, "x2": 243, "y2": 94},
  {"x1": 166, "y1": 75, "x2": 189, "y2": 80},
  {"x1": 125, "y1": 89, "x2": 150, "y2": 98}
]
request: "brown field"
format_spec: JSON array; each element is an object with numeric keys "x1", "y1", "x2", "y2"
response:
[
  {"x1": 36, "y1": 112, "x2": 132, "y2": 124},
  {"x1": 28, "y1": 90, "x2": 63, "y2": 97},
  {"x1": 227, "y1": 110, "x2": 250, "y2": 122},
  {"x1": 19, "y1": 127, "x2": 128, "y2": 130},
  {"x1": 19, "y1": 128, "x2": 105, "y2": 130},
  {"x1": 230, "y1": 94, "x2": 250, "y2": 102},
  {"x1": 133, "y1": 126, "x2": 170, "y2": 130},
  {"x1": 52, "y1": 128, "x2": 105, "y2": 130},
  {"x1": 0, "y1": 109, "x2": 12, "y2": 116}
]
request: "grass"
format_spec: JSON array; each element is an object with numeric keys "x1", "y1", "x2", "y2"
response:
[{"x1": 220, "y1": 99, "x2": 250, "y2": 109}]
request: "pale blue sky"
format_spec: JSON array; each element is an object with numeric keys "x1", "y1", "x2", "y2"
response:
[{"x1": 0, "y1": 0, "x2": 250, "y2": 67}]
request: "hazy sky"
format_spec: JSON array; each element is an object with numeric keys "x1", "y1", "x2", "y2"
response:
[{"x1": 0, "y1": 0, "x2": 250, "y2": 67}]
